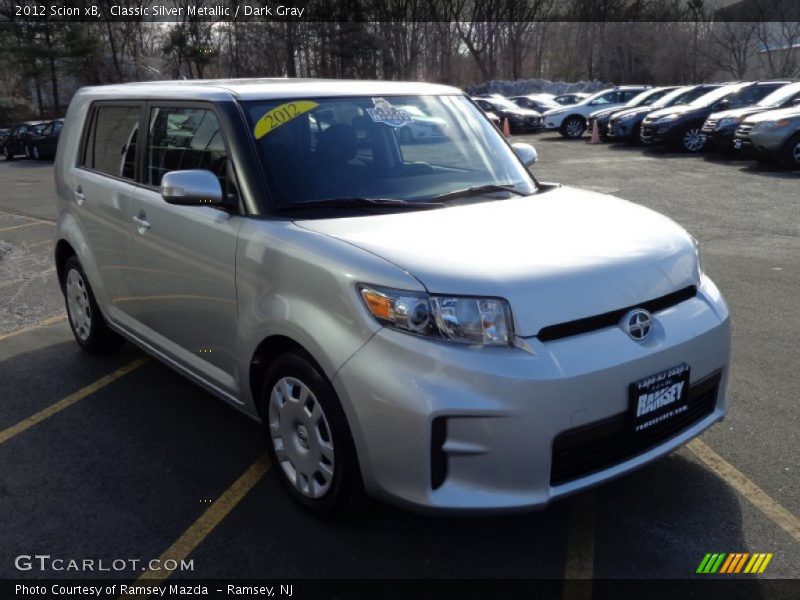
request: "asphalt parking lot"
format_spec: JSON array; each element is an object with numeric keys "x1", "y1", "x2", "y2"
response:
[{"x1": 0, "y1": 135, "x2": 798, "y2": 596}]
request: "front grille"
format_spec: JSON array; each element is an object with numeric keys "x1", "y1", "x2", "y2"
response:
[
  {"x1": 550, "y1": 371, "x2": 720, "y2": 486},
  {"x1": 702, "y1": 119, "x2": 718, "y2": 132},
  {"x1": 735, "y1": 123, "x2": 753, "y2": 141},
  {"x1": 537, "y1": 286, "x2": 697, "y2": 342}
]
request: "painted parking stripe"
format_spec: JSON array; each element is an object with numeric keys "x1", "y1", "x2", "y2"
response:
[
  {"x1": 0, "y1": 357, "x2": 148, "y2": 446},
  {"x1": 562, "y1": 492, "x2": 596, "y2": 599},
  {"x1": 0, "y1": 313, "x2": 67, "y2": 342},
  {"x1": 131, "y1": 454, "x2": 270, "y2": 591},
  {"x1": 687, "y1": 439, "x2": 800, "y2": 543},
  {"x1": 0, "y1": 221, "x2": 51, "y2": 233}
]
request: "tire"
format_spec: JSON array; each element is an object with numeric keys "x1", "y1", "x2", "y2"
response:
[
  {"x1": 62, "y1": 256, "x2": 124, "y2": 355},
  {"x1": 780, "y1": 134, "x2": 800, "y2": 170},
  {"x1": 260, "y1": 352, "x2": 363, "y2": 517},
  {"x1": 4, "y1": 146, "x2": 14, "y2": 161},
  {"x1": 560, "y1": 116, "x2": 586, "y2": 139},
  {"x1": 678, "y1": 125, "x2": 706, "y2": 153}
]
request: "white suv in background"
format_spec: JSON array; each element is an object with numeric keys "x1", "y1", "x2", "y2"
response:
[{"x1": 544, "y1": 86, "x2": 650, "y2": 138}]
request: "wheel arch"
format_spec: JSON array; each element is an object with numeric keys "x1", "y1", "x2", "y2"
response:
[{"x1": 55, "y1": 238, "x2": 77, "y2": 291}]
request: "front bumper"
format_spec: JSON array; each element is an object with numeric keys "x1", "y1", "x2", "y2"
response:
[
  {"x1": 333, "y1": 277, "x2": 731, "y2": 513},
  {"x1": 701, "y1": 125, "x2": 737, "y2": 151},
  {"x1": 640, "y1": 121, "x2": 681, "y2": 145},
  {"x1": 607, "y1": 118, "x2": 640, "y2": 140}
]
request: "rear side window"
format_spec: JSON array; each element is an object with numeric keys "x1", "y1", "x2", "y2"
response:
[
  {"x1": 82, "y1": 105, "x2": 140, "y2": 180},
  {"x1": 144, "y1": 107, "x2": 230, "y2": 190}
]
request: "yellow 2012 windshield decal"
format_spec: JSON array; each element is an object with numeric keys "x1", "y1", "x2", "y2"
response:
[{"x1": 253, "y1": 100, "x2": 319, "y2": 139}]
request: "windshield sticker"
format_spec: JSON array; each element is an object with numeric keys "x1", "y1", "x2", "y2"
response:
[
  {"x1": 254, "y1": 100, "x2": 319, "y2": 139},
  {"x1": 367, "y1": 97, "x2": 413, "y2": 128}
]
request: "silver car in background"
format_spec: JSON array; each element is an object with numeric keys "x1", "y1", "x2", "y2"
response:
[
  {"x1": 54, "y1": 80, "x2": 730, "y2": 515},
  {"x1": 735, "y1": 105, "x2": 800, "y2": 169}
]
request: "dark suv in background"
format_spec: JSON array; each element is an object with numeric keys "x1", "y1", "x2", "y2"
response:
[
  {"x1": 473, "y1": 96, "x2": 542, "y2": 133},
  {"x1": 608, "y1": 84, "x2": 722, "y2": 143},
  {"x1": 702, "y1": 81, "x2": 800, "y2": 152},
  {"x1": 3, "y1": 121, "x2": 46, "y2": 160},
  {"x1": 640, "y1": 82, "x2": 789, "y2": 152},
  {"x1": 588, "y1": 86, "x2": 677, "y2": 138}
]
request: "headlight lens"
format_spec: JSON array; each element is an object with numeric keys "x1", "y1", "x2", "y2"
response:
[
  {"x1": 761, "y1": 118, "x2": 792, "y2": 129},
  {"x1": 718, "y1": 117, "x2": 741, "y2": 128},
  {"x1": 359, "y1": 285, "x2": 513, "y2": 346}
]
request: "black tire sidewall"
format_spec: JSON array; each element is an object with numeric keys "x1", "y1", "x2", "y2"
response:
[
  {"x1": 782, "y1": 135, "x2": 800, "y2": 169},
  {"x1": 259, "y1": 353, "x2": 359, "y2": 517}
]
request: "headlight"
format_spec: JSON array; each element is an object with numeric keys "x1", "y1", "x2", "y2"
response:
[
  {"x1": 718, "y1": 117, "x2": 741, "y2": 128},
  {"x1": 359, "y1": 284, "x2": 513, "y2": 346},
  {"x1": 759, "y1": 118, "x2": 792, "y2": 129},
  {"x1": 655, "y1": 114, "x2": 680, "y2": 123}
]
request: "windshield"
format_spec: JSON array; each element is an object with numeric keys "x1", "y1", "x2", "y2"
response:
[
  {"x1": 689, "y1": 84, "x2": 745, "y2": 108},
  {"x1": 757, "y1": 83, "x2": 800, "y2": 108},
  {"x1": 488, "y1": 97, "x2": 520, "y2": 111},
  {"x1": 245, "y1": 95, "x2": 536, "y2": 211}
]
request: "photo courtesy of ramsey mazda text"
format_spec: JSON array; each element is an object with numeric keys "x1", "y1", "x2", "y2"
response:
[{"x1": 53, "y1": 79, "x2": 730, "y2": 516}]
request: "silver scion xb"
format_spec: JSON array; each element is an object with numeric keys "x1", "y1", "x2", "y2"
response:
[{"x1": 54, "y1": 80, "x2": 731, "y2": 515}]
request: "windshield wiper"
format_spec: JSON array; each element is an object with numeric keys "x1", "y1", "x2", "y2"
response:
[
  {"x1": 276, "y1": 197, "x2": 445, "y2": 212},
  {"x1": 430, "y1": 184, "x2": 529, "y2": 203}
]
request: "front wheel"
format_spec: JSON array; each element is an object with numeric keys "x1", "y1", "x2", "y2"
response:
[
  {"x1": 560, "y1": 116, "x2": 586, "y2": 139},
  {"x1": 781, "y1": 134, "x2": 800, "y2": 170},
  {"x1": 62, "y1": 256, "x2": 124, "y2": 355},
  {"x1": 260, "y1": 352, "x2": 363, "y2": 517},
  {"x1": 678, "y1": 126, "x2": 706, "y2": 153}
]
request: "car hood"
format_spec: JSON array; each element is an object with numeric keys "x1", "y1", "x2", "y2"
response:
[
  {"x1": 709, "y1": 106, "x2": 771, "y2": 121},
  {"x1": 743, "y1": 106, "x2": 800, "y2": 124},
  {"x1": 646, "y1": 104, "x2": 696, "y2": 119},
  {"x1": 502, "y1": 107, "x2": 541, "y2": 117},
  {"x1": 612, "y1": 106, "x2": 653, "y2": 119},
  {"x1": 295, "y1": 187, "x2": 700, "y2": 338}
]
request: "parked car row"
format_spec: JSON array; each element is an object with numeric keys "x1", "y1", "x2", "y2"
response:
[
  {"x1": 1, "y1": 118, "x2": 63, "y2": 161},
  {"x1": 471, "y1": 89, "x2": 600, "y2": 134},
  {"x1": 507, "y1": 80, "x2": 800, "y2": 170}
]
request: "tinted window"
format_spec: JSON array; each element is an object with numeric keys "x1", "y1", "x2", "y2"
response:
[
  {"x1": 82, "y1": 105, "x2": 140, "y2": 180},
  {"x1": 145, "y1": 107, "x2": 230, "y2": 190}
]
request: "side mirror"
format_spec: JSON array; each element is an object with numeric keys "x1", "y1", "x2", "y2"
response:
[
  {"x1": 512, "y1": 142, "x2": 538, "y2": 166},
  {"x1": 160, "y1": 170, "x2": 226, "y2": 207},
  {"x1": 715, "y1": 99, "x2": 731, "y2": 110}
]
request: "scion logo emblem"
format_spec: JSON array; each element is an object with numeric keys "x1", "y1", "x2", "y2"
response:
[{"x1": 622, "y1": 309, "x2": 653, "y2": 341}]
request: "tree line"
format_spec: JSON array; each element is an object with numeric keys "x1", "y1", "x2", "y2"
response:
[{"x1": 0, "y1": 0, "x2": 798, "y2": 121}]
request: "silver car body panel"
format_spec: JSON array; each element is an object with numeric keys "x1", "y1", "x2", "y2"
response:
[{"x1": 54, "y1": 80, "x2": 731, "y2": 512}]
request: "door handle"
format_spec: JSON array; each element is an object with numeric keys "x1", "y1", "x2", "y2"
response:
[
  {"x1": 132, "y1": 214, "x2": 151, "y2": 231},
  {"x1": 73, "y1": 186, "x2": 85, "y2": 206}
]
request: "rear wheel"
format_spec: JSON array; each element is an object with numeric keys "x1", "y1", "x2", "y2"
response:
[
  {"x1": 678, "y1": 126, "x2": 706, "y2": 153},
  {"x1": 260, "y1": 352, "x2": 363, "y2": 517},
  {"x1": 62, "y1": 256, "x2": 124, "y2": 355},
  {"x1": 560, "y1": 116, "x2": 586, "y2": 139},
  {"x1": 781, "y1": 134, "x2": 800, "y2": 170}
]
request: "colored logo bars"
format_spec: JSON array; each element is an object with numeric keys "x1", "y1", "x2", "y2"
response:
[{"x1": 696, "y1": 552, "x2": 773, "y2": 574}]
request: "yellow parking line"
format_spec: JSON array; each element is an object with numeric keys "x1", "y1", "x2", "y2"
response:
[
  {"x1": 133, "y1": 454, "x2": 270, "y2": 589},
  {"x1": 0, "y1": 357, "x2": 149, "y2": 446},
  {"x1": 0, "y1": 221, "x2": 51, "y2": 233},
  {"x1": 562, "y1": 492, "x2": 596, "y2": 599},
  {"x1": 687, "y1": 439, "x2": 800, "y2": 543},
  {"x1": 27, "y1": 239, "x2": 53, "y2": 249},
  {"x1": 0, "y1": 314, "x2": 67, "y2": 342}
]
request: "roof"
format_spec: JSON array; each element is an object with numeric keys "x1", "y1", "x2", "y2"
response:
[{"x1": 75, "y1": 78, "x2": 463, "y2": 102}]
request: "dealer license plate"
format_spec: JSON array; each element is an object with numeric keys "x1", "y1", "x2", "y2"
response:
[{"x1": 629, "y1": 364, "x2": 691, "y2": 433}]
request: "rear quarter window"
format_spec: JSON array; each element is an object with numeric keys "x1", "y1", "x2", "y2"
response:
[{"x1": 81, "y1": 105, "x2": 140, "y2": 180}]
